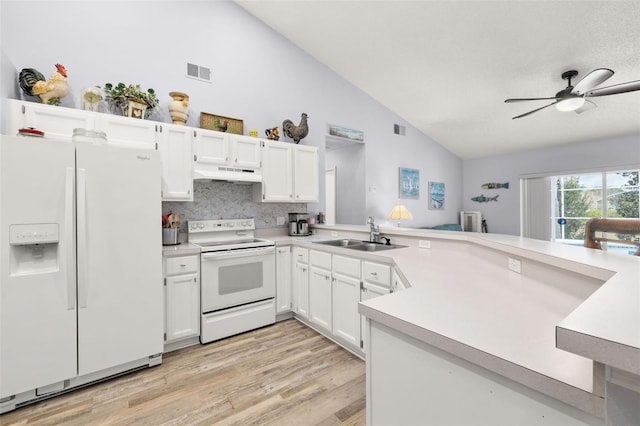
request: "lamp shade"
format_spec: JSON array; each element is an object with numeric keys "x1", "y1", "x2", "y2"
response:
[{"x1": 388, "y1": 204, "x2": 413, "y2": 226}]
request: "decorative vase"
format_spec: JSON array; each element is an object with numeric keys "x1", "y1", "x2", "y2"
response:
[
  {"x1": 168, "y1": 92, "x2": 189, "y2": 125},
  {"x1": 122, "y1": 99, "x2": 148, "y2": 120}
]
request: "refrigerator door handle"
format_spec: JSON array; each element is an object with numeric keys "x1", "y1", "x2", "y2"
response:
[
  {"x1": 77, "y1": 168, "x2": 88, "y2": 308},
  {"x1": 65, "y1": 167, "x2": 76, "y2": 310}
]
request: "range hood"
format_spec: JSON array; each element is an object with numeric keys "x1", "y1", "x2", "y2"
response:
[{"x1": 193, "y1": 166, "x2": 262, "y2": 183}]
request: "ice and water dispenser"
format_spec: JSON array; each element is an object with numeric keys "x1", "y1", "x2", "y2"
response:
[{"x1": 9, "y1": 223, "x2": 60, "y2": 275}]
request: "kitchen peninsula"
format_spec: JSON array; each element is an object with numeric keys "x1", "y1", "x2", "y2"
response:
[{"x1": 280, "y1": 224, "x2": 639, "y2": 425}]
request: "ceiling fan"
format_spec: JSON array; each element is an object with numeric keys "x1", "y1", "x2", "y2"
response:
[{"x1": 505, "y1": 68, "x2": 640, "y2": 119}]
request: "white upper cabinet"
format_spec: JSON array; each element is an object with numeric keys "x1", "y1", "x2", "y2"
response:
[
  {"x1": 157, "y1": 124, "x2": 193, "y2": 201},
  {"x1": 293, "y1": 145, "x2": 319, "y2": 202},
  {"x1": 259, "y1": 140, "x2": 294, "y2": 202},
  {"x1": 7, "y1": 99, "x2": 94, "y2": 141},
  {"x1": 193, "y1": 129, "x2": 229, "y2": 168},
  {"x1": 95, "y1": 114, "x2": 157, "y2": 151},
  {"x1": 256, "y1": 140, "x2": 318, "y2": 203},
  {"x1": 228, "y1": 134, "x2": 261, "y2": 169},
  {"x1": 193, "y1": 129, "x2": 261, "y2": 181}
]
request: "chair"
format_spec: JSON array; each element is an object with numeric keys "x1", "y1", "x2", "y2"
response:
[{"x1": 584, "y1": 218, "x2": 640, "y2": 256}]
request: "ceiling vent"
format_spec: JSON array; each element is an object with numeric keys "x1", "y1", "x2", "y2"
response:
[
  {"x1": 186, "y1": 62, "x2": 212, "y2": 83},
  {"x1": 394, "y1": 124, "x2": 406, "y2": 136}
]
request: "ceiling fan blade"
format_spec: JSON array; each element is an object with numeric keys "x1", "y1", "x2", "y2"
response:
[
  {"x1": 575, "y1": 99, "x2": 597, "y2": 114},
  {"x1": 512, "y1": 101, "x2": 559, "y2": 119},
  {"x1": 572, "y1": 68, "x2": 614, "y2": 95},
  {"x1": 505, "y1": 97, "x2": 558, "y2": 103},
  {"x1": 585, "y1": 80, "x2": 640, "y2": 97}
]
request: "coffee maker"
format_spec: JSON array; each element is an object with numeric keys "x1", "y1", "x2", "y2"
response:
[{"x1": 288, "y1": 213, "x2": 310, "y2": 236}]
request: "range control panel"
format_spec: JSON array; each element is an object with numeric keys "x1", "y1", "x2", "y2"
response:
[{"x1": 188, "y1": 219, "x2": 255, "y2": 233}]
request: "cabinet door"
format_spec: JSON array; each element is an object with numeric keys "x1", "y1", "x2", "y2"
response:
[
  {"x1": 22, "y1": 101, "x2": 95, "y2": 141},
  {"x1": 230, "y1": 135, "x2": 261, "y2": 169},
  {"x1": 293, "y1": 145, "x2": 319, "y2": 202},
  {"x1": 309, "y1": 266, "x2": 332, "y2": 332},
  {"x1": 194, "y1": 129, "x2": 229, "y2": 167},
  {"x1": 391, "y1": 268, "x2": 408, "y2": 292},
  {"x1": 158, "y1": 124, "x2": 193, "y2": 201},
  {"x1": 360, "y1": 282, "x2": 390, "y2": 353},
  {"x1": 293, "y1": 261, "x2": 309, "y2": 319},
  {"x1": 165, "y1": 273, "x2": 200, "y2": 342},
  {"x1": 332, "y1": 272, "x2": 361, "y2": 347},
  {"x1": 261, "y1": 141, "x2": 293, "y2": 202},
  {"x1": 95, "y1": 114, "x2": 157, "y2": 150},
  {"x1": 276, "y1": 246, "x2": 292, "y2": 314}
]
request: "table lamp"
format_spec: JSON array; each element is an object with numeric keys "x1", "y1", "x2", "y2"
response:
[{"x1": 388, "y1": 204, "x2": 413, "y2": 227}]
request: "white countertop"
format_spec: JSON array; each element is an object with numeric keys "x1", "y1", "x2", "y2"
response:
[{"x1": 300, "y1": 224, "x2": 639, "y2": 415}]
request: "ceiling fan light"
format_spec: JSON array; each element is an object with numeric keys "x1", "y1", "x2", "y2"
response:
[{"x1": 556, "y1": 97, "x2": 585, "y2": 112}]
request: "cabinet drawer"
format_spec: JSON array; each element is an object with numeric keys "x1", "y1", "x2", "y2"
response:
[
  {"x1": 165, "y1": 255, "x2": 199, "y2": 276},
  {"x1": 310, "y1": 250, "x2": 332, "y2": 270},
  {"x1": 292, "y1": 247, "x2": 309, "y2": 264},
  {"x1": 362, "y1": 261, "x2": 391, "y2": 286},
  {"x1": 333, "y1": 255, "x2": 360, "y2": 279}
]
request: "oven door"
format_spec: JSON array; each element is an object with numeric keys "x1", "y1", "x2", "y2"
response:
[{"x1": 201, "y1": 246, "x2": 275, "y2": 313}]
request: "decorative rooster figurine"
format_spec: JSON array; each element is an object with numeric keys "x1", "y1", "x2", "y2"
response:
[
  {"x1": 282, "y1": 113, "x2": 309, "y2": 143},
  {"x1": 19, "y1": 64, "x2": 69, "y2": 105}
]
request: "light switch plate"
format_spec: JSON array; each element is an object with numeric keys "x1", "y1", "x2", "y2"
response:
[
  {"x1": 276, "y1": 216, "x2": 285, "y2": 225},
  {"x1": 331, "y1": 231, "x2": 338, "y2": 237},
  {"x1": 419, "y1": 240, "x2": 431, "y2": 249}
]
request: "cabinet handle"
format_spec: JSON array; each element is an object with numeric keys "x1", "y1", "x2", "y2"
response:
[
  {"x1": 370, "y1": 272, "x2": 378, "y2": 276},
  {"x1": 194, "y1": 154, "x2": 197, "y2": 162},
  {"x1": 193, "y1": 277, "x2": 197, "y2": 283},
  {"x1": 180, "y1": 264, "x2": 186, "y2": 267}
]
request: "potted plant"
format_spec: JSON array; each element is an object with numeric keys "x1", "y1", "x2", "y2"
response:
[{"x1": 103, "y1": 82, "x2": 159, "y2": 119}]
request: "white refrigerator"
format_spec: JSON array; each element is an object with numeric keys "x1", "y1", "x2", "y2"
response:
[{"x1": 0, "y1": 135, "x2": 163, "y2": 408}]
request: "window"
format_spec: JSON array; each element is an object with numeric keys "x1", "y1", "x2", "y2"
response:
[{"x1": 551, "y1": 170, "x2": 639, "y2": 254}]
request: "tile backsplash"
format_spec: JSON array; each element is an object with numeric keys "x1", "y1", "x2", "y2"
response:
[{"x1": 162, "y1": 180, "x2": 306, "y2": 232}]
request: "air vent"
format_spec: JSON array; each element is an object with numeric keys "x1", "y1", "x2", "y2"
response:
[
  {"x1": 186, "y1": 62, "x2": 212, "y2": 83},
  {"x1": 394, "y1": 124, "x2": 406, "y2": 136}
]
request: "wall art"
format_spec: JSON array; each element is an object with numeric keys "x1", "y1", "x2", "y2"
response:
[
  {"x1": 399, "y1": 167, "x2": 419, "y2": 199},
  {"x1": 200, "y1": 112, "x2": 244, "y2": 135},
  {"x1": 481, "y1": 182, "x2": 509, "y2": 189},
  {"x1": 471, "y1": 194, "x2": 499, "y2": 203},
  {"x1": 429, "y1": 181, "x2": 445, "y2": 209},
  {"x1": 328, "y1": 124, "x2": 364, "y2": 141}
]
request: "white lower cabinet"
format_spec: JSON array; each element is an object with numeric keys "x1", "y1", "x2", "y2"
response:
[
  {"x1": 164, "y1": 254, "x2": 200, "y2": 344},
  {"x1": 276, "y1": 246, "x2": 292, "y2": 314},
  {"x1": 360, "y1": 261, "x2": 391, "y2": 354},
  {"x1": 332, "y1": 255, "x2": 361, "y2": 349},
  {"x1": 309, "y1": 250, "x2": 332, "y2": 332},
  {"x1": 292, "y1": 247, "x2": 309, "y2": 319}
]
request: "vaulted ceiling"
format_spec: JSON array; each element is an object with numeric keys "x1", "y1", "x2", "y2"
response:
[{"x1": 236, "y1": 0, "x2": 640, "y2": 160}]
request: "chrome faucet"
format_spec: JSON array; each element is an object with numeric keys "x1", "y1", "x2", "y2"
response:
[{"x1": 367, "y1": 216, "x2": 380, "y2": 242}]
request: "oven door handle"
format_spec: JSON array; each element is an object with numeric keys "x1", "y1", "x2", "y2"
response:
[{"x1": 201, "y1": 247, "x2": 275, "y2": 260}]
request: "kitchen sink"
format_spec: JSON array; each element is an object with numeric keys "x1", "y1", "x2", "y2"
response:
[
  {"x1": 313, "y1": 239, "x2": 364, "y2": 247},
  {"x1": 313, "y1": 239, "x2": 406, "y2": 252},
  {"x1": 346, "y1": 242, "x2": 406, "y2": 252}
]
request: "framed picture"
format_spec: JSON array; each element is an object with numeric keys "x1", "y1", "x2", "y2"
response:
[
  {"x1": 200, "y1": 112, "x2": 244, "y2": 135},
  {"x1": 399, "y1": 168, "x2": 419, "y2": 199},
  {"x1": 328, "y1": 124, "x2": 364, "y2": 141},
  {"x1": 429, "y1": 181, "x2": 445, "y2": 209}
]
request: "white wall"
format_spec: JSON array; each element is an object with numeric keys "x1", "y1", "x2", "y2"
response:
[
  {"x1": 0, "y1": 0, "x2": 463, "y2": 229},
  {"x1": 463, "y1": 134, "x2": 640, "y2": 236}
]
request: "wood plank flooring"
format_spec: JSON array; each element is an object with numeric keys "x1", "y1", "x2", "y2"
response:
[{"x1": 1, "y1": 319, "x2": 366, "y2": 425}]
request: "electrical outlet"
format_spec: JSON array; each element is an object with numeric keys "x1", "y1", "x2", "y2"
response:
[
  {"x1": 331, "y1": 231, "x2": 339, "y2": 237},
  {"x1": 418, "y1": 240, "x2": 431, "y2": 249},
  {"x1": 508, "y1": 258, "x2": 521, "y2": 273},
  {"x1": 276, "y1": 216, "x2": 285, "y2": 225}
]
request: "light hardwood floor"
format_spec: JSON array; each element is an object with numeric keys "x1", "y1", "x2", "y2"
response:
[{"x1": 2, "y1": 319, "x2": 366, "y2": 425}]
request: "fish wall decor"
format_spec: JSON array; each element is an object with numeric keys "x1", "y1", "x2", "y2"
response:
[
  {"x1": 481, "y1": 182, "x2": 509, "y2": 189},
  {"x1": 471, "y1": 194, "x2": 499, "y2": 203}
]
